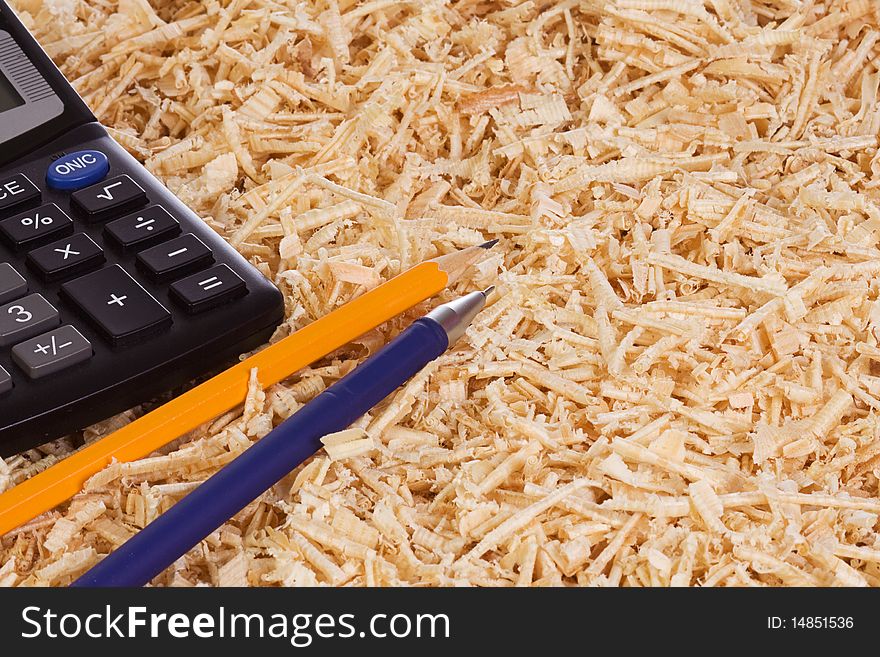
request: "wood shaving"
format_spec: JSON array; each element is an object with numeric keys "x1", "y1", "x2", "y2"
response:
[
  {"x1": 2, "y1": 0, "x2": 880, "y2": 587},
  {"x1": 321, "y1": 428, "x2": 375, "y2": 460}
]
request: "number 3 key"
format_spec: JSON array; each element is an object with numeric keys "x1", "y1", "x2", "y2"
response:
[{"x1": 0, "y1": 293, "x2": 60, "y2": 346}]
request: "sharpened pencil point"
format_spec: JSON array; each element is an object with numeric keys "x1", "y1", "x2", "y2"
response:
[
  {"x1": 482, "y1": 285, "x2": 496, "y2": 297},
  {"x1": 479, "y1": 238, "x2": 499, "y2": 249}
]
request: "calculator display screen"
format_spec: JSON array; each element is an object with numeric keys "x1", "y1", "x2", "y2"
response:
[
  {"x1": 0, "y1": 2, "x2": 94, "y2": 168},
  {"x1": 0, "y1": 69, "x2": 23, "y2": 112}
]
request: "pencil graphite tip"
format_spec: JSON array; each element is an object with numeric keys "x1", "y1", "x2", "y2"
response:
[
  {"x1": 482, "y1": 285, "x2": 496, "y2": 298},
  {"x1": 478, "y1": 238, "x2": 499, "y2": 249}
]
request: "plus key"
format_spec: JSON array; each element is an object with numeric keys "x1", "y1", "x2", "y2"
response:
[{"x1": 60, "y1": 265, "x2": 171, "y2": 345}]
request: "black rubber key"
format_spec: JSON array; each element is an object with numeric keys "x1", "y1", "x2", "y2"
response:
[
  {"x1": 61, "y1": 265, "x2": 171, "y2": 345},
  {"x1": 0, "y1": 293, "x2": 59, "y2": 347},
  {"x1": 105, "y1": 205, "x2": 180, "y2": 250},
  {"x1": 137, "y1": 234, "x2": 213, "y2": 281},
  {"x1": 170, "y1": 264, "x2": 247, "y2": 314},
  {"x1": 12, "y1": 325, "x2": 92, "y2": 380},
  {"x1": 0, "y1": 365, "x2": 10, "y2": 395},
  {"x1": 0, "y1": 174, "x2": 40, "y2": 215},
  {"x1": 70, "y1": 175, "x2": 147, "y2": 221},
  {"x1": 0, "y1": 263, "x2": 26, "y2": 304},
  {"x1": 0, "y1": 203, "x2": 73, "y2": 250},
  {"x1": 27, "y1": 233, "x2": 105, "y2": 281}
]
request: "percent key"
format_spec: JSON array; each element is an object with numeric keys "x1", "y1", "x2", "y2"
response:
[{"x1": 0, "y1": 203, "x2": 74, "y2": 249}]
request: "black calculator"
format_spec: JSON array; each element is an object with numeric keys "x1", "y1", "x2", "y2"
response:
[{"x1": 0, "y1": 4, "x2": 284, "y2": 456}]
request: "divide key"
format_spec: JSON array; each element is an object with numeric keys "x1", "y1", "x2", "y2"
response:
[{"x1": 105, "y1": 205, "x2": 180, "y2": 250}]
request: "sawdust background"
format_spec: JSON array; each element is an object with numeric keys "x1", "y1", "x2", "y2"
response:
[{"x1": 2, "y1": 0, "x2": 880, "y2": 586}]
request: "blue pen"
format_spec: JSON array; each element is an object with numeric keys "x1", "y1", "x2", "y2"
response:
[{"x1": 72, "y1": 287, "x2": 493, "y2": 587}]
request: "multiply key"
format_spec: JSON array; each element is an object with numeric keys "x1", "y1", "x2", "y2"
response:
[
  {"x1": 27, "y1": 233, "x2": 105, "y2": 281},
  {"x1": 61, "y1": 265, "x2": 171, "y2": 345},
  {"x1": 0, "y1": 203, "x2": 73, "y2": 249}
]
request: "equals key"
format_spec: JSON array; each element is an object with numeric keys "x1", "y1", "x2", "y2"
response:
[
  {"x1": 170, "y1": 264, "x2": 247, "y2": 314},
  {"x1": 136, "y1": 233, "x2": 213, "y2": 281}
]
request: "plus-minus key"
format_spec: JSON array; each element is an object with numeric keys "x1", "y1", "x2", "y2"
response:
[{"x1": 12, "y1": 325, "x2": 92, "y2": 380}]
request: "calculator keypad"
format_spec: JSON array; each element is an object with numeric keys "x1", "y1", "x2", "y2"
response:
[
  {"x1": 0, "y1": 203, "x2": 73, "y2": 249},
  {"x1": 0, "y1": 127, "x2": 276, "y2": 457},
  {"x1": 61, "y1": 264, "x2": 172, "y2": 345},
  {"x1": 0, "y1": 293, "x2": 60, "y2": 346},
  {"x1": 0, "y1": 263, "x2": 27, "y2": 303},
  {"x1": 71, "y1": 174, "x2": 147, "y2": 220},
  {"x1": 11, "y1": 325, "x2": 92, "y2": 379},
  {"x1": 0, "y1": 153, "x2": 244, "y2": 374},
  {"x1": 27, "y1": 233, "x2": 105, "y2": 281}
]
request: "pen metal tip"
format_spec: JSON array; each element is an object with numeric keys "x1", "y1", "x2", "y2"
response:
[
  {"x1": 478, "y1": 238, "x2": 499, "y2": 249},
  {"x1": 482, "y1": 285, "x2": 496, "y2": 297}
]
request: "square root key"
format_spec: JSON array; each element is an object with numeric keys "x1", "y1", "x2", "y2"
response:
[{"x1": 71, "y1": 175, "x2": 147, "y2": 221}]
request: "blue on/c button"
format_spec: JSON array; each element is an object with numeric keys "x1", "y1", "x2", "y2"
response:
[{"x1": 46, "y1": 150, "x2": 110, "y2": 190}]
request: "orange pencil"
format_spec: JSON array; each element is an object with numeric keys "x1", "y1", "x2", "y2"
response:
[{"x1": 0, "y1": 241, "x2": 496, "y2": 536}]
